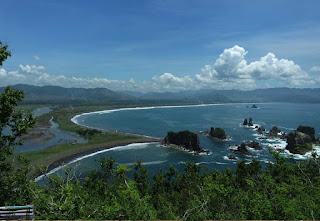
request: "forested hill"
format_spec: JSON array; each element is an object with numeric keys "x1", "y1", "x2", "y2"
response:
[
  {"x1": 0, "y1": 84, "x2": 136, "y2": 104},
  {"x1": 2, "y1": 84, "x2": 320, "y2": 104},
  {"x1": 123, "y1": 87, "x2": 320, "y2": 103}
]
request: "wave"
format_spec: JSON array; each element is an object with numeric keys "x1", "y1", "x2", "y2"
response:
[
  {"x1": 122, "y1": 160, "x2": 167, "y2": 166},
  {"x1": 71, "y1": 103, "x2": 248, "y2": 126},
  {"x1": 34, "y1": 142, "x2": 156, "y2": 182}
]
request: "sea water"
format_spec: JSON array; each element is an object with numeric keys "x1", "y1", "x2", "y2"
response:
[{"x1": 36, "y1": 103, "x2": 320, "y2": 184}]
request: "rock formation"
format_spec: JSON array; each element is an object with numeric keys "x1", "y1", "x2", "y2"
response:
[
  {"x1": 209, "y1": 127, "x2": 227, "y2": 140},
  {"x1": 251, "y1": 104, "x2": 257, "y2": 108},
  {"x1": 164, "y1": 130, "x2": 200, "y2": 151},
  {"x1": 227, "y1": 155, "x2": 237, "y2": 160},
  {"x1": 248, "y1": 117, "x2": 253, "y2": 126},
  {"x1": 297, "y1": 126, "x2": 315, "y2": 141},
  {"x1": 267, "y1": 126, "x2": 285, "y2": 138},
  {"x1": 243, "y1": 118, "x2": 248, "y2": 125},
  {"x1": 286, "y1": 129, "x2": 314, "y2": 154},
  {"x1": 257, "y1": 126, "x2": 265, "y2": 134},
  {"x1": 246, "y1": 141, "x2": 262, "y2": 150},
  {"x1": 231, "y1": 143, "x2": 253, "y2": 156}
]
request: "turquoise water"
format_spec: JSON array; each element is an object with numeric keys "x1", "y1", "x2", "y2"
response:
[{"x1": 36, "y1": 103, "x2": 320, "y2": 184}]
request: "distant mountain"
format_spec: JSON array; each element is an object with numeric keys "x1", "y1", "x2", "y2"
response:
[
  {"x1": 121, "y1": 88, "x2": 320, "y2": 103},
  {"x1": 2, "y1": 84, "x2": 320, "y2": 104},
  {"x1": 0, "y1": 84, "x2": 135, "y2": 104}
]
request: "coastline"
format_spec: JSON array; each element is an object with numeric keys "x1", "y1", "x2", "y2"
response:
[
  {"x1": 31, "y1": 102, "x2": 259, "y2": 178},
  {"x1": 30, "y1": 137, "x2": 161, "y2": 179},
  {"x1": 24, "y1": 102, "x2": 282, "y2": 179}
]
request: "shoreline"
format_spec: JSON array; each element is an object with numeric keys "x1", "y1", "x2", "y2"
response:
[
  {"x1": 30, "y1": 102, "x2": 264, "y2": 178},
  {"x1": 71, "y1": 102, "x2": 264, "y2": 126},
  {"x1": 30, "y1": 137, "x2": 162, "y2": 179}
]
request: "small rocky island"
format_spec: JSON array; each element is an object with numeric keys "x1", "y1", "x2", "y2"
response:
[
  {"x1": 251, "y1": 104, "x2": 257, "y2": 108},
  {"x1": 243, "y1": 117, "x2": 254, "y2": 126},
  {"x1": 267, "y1": 126, "x2": 286, "y2": 139},
  {"x1": 230, "y1": 143, "x2": 253, "y2": 156},
  {"x1": 164, "y1": 130, "x2": 209, "y2": 154},
  {"x1": 199, "y1": 127, "x2": 229, "y2": 140}
]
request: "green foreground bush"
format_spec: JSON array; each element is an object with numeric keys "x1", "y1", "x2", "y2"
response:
[{"x1": 28, "y1": 153, "x2": 320, "y2": 220}]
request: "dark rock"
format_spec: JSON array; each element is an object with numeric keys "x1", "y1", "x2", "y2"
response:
[
  {"x1": 231, "y1": 143, "x2": 253, "y2": 156},
  {"x1": 246, "y1": 141, "x2": 262, "y2": 150},
  {"x1": 164, "y1": 130, "x2": 200, "y2": 151},
  {"x1": 268, "y1": 126, "x2": 283, "y2": 138},
  {"x1": 209, "y1": 127, "x2": 227, "y2": 140},
  {"x1": 251, "y1": 104, "x2": 257, "y2": 108},
  {"x1": 257, "y1": 126, "x2": 265, "y2": 134},
  {"x1": 297, "y1": 126, "x2": 315, "y2": 141},
  {"x1": 248, "y1": 117, "x2": 253, "y2": 126},
  {"x1": 228, "y1": 155, "x2": 237, "y2": 160},
  {"x1": 243, "y1": 118, "x2": 248, "y2": 125},
  {"x1": 286, "y1": 130, "x2": 313, "y2": 154},
  {"x1": 255, "y1": 126, "x2": 258, "y2": 129}
]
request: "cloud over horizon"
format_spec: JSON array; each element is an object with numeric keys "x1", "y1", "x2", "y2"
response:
[{"x1": 0, "y1": 46, "x2": 317, "y2": 92}]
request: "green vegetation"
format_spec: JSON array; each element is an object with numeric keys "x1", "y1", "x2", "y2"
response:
[
  {"x1": 293, "y1": 143, "x2": 313, "y2": 155},
  {"x1": 210, "y1": 127, "x2": 227, "y2": 139},
  {"x1": 29, "y1": 153, "x2": 320, "y2": 220},
  {"x1": 0, "y1": 87, "x2": 36, "y2": 204},
  {"x1": 164, "y1": 130, "x2": 200, "y2": 151}
]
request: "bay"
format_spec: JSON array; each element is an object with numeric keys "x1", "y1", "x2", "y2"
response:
[{"x1": 37, "y1": 103, "x2": 320, "y2": 184}]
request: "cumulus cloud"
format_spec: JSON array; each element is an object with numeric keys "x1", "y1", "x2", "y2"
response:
[
  {"x1": 33, "y1": 55, "x2": 40, "y2": 60},
  {"x1": 0, "y1": 45, "x2": 315, "y2": 92},
  {"x1": 310, "y1": 66, "x2": 320, "y2": 72}
]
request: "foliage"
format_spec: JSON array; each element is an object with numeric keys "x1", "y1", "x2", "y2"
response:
[
  {"x1": 29, "y1": 152, "x2": 320, "y2": 220},
  {"x1": 0, "y1": 41, "x2": 11, "y2": 66},
  {"x1": 210, "y1": 127, "x2": 226, "y2": 139},
  {"x1": 77, "y1": 128, "x2": 102, "y2": 137},
  {"x1": 165, "y1": 130, "x2": 200, "y2": 151},
  {"x1": 0, "y1": 43, "x2": 36, "y2": 205},
  {"x1": 0, "y1": 87, "x2": 36, "y2": 160}
]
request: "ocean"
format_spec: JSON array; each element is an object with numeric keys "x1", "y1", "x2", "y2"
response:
[{"x1": 36, "y1": 102, "x2": 320, "y2": 184}]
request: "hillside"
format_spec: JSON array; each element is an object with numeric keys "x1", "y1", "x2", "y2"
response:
[
  {"x1": 122, "y1": 87, "x2": 320, "y2": 103},
  {"x1": 0, "y1": 84, "x2": 136, "y2": 104}
]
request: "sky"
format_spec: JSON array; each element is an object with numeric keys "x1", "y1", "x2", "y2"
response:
[{"x1": 1, "y1": 0, "x2": 320, "y2": 92}]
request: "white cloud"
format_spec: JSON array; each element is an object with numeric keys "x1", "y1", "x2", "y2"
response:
[
  {"x1": 19, "y1": 65, "x2": 45, "y2": 75},
  {"x1": 310, "y1": 66, "x2": 320, "y2": 72},
  {"x1": 0, "y1": 45, "x2": 316, "y2": 92},
  {"x1": 33, "y1": 56, "x2": 40, "y2": 60}
]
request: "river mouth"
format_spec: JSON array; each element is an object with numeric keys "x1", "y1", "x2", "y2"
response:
[{"x1": 15, "y1": 107, "x2": 87, "y2": 153}]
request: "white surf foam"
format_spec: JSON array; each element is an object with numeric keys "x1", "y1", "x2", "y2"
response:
[
  {"x1": 122, "y1": 160, "x2": 167, "y2": 166},
  {"x1": 34, "y1": 142, "x2": 157, "y2": 182}
]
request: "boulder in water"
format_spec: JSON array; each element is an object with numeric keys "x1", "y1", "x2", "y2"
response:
[
  {"x1": 228, "y1": 155, "x2": 237, "y2": 160},
  {"x1": 243, "y1": 118, "x2": 248, "y2": 126},
  {"x1": 267, "y1": 126, "x2": 284, "y2": 138},
  {"x1": 257, "y1": 126, "x2": 265, "y2": 134},
  {"x1": 231, "y1": 143, "x2": 253, "y2": 156},
  {"x1": 246, "y1": 141, "x2": 262, "y2": 150}
]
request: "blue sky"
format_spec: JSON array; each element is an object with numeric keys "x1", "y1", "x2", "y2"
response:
[{"x1": 1, "y1": 0, "x2": 320, "y2": 92}]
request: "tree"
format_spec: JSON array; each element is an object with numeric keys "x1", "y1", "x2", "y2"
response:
[
  {"x1": 0, "y1": 41, "x2": 36, "y2": 205},
  {"x1": 0, "y1": 41, "x2": 11, "y2": 66}
]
